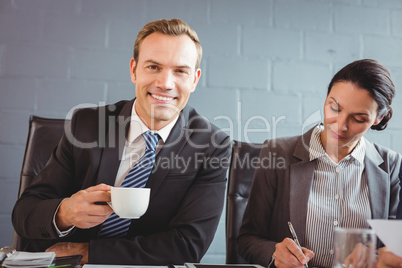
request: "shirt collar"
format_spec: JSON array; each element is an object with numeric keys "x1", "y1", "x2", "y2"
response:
[
  {"x1": 309, "y1": 124, "x2": 366, "y2": 164},
  {"x1": 350, "y1": 136, "x2": 366, "y2": 164},
  {"x1": 127, "y1": 100, "x2": 179, "y2": 145},
  {"x1": 309, "y1": 125, "x2": 326, "y2": 161}
]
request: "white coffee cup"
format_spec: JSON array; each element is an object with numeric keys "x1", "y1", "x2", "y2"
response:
[{"x1": 108, "y1": 187, "x2": 150, "y2": 219}]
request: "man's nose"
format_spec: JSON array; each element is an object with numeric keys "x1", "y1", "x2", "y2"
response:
[{"x1": 155, "y1": 70, "x2": 174, "y2": 89}]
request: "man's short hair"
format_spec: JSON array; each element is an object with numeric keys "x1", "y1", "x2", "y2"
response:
[{"x1": 133, "y1": 18, "x2": 202, "y2": 70}]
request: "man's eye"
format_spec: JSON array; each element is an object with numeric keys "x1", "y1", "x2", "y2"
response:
[
  {"x1": 176, "y1": 69, "x2": 188, "y2": 74},
  {"x1": 148, "y1": 65, "x2": 158, "y2": 70}
]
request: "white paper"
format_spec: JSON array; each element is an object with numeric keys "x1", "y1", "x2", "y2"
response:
[
  {"x1": 368, "y1": 219, "x2": 402, "y2": 257},
  {"x1": 3, "y1": 251, "x2": 55, "y2": 267}
]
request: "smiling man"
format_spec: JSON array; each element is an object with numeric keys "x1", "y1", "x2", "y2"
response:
[
  {"x1": 131, "y1": 27, "x2": 202, "y2": 130},
  {"x1": 12, "y1": 19, "x2": 231, "y2": 265}
]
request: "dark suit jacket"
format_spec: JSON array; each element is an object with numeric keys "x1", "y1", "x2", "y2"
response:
[
  {"x1": 397, "y1": 164, "x2": 402, "y2": 219},
  {"x1": 12, "y1": 99, "x2": 231, "y2": 265},
  {"x1": 238, "y1": 126, "x2": 402, "y2": 266}
]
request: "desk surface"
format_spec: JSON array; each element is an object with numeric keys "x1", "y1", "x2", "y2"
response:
[{"x1": 83, "y1": 265, "x2": 169, "y2": 268}]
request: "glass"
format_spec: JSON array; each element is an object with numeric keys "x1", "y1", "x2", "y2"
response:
[{"x1": 333, "y1": 227, "x2": 376, "y2": 268}]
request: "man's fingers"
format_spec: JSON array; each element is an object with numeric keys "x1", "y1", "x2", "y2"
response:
[
  {"x1": 70, "y1": 186, "x2": 111, "y2": 205},
  {"x1": 70, "y1": 214, "x2": 111, "y2": 229},
  {"x1": 58, "y1": 191, "x2": 112, "y2": 229},
  {"x1": 81, "y1": 215, "x2": 111, "y2": 226},
  {"x1": 87, "y1": 202, "x2": 113, "y2": 216},
  {"x1": 84, "y1": 183, "x2": 112, "y2": 193},
  {"x1": 85, "y1": 190, "x2": 112, "y2": 203}
]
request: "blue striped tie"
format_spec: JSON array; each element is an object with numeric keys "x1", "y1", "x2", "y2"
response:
[{"x1": 99, "y1": 131, "x2": 160, "y2": 238}]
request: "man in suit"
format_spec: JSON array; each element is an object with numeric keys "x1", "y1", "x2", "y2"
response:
[{"x1": 12, "y1": 18, "x2": 231, "y2": 265}]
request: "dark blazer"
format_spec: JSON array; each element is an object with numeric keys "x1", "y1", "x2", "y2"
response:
[
  {"x1": 397, "y1": 164, "x2": 402, "y2": 219},
  {"x1": 238, "y1": 126, "x2": 402, "y2": 266},
  {"x1": 12, "y1": 99, "x2": 231, "y2": 265}
]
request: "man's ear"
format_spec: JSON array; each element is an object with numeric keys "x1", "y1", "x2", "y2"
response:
[
  {"x1": 130, "y1": 58, "x2": 137, "y2": 83},
  {"x1": 190, "y1": 68, "x2": 201, "y2": 93}
]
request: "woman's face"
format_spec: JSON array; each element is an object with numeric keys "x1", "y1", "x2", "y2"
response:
[{"x1": 322, "y1": 81, "x2": 382, "y2": 153}]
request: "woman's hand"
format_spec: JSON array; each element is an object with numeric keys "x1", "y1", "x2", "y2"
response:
[
  {"x1": 376, "y1": 247, "x2": 402, "y2": 268},
  {"x1": 344, "y1": 242, "x2": 372, "y2": 268},
  {"x1": 272, "y1": 238, "x2": 314, "y2": 268}
]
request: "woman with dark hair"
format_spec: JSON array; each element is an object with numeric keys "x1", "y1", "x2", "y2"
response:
[{"x1": 238, "y1": 59, "x2": 402, "y2": 268}]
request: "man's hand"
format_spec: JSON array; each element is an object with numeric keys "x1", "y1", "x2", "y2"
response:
[
  {"x1": 46, "y1": 242, "x2": 89, "y2": 264},
  {"x1": 376, "y1": 247, "x2": 402, "y2": 268},
  {"x1": 273, "y1": 237, "x2": 314, "y2": 268},
  {"x1": 56, "y1": 184, "x2": 113, "y2": 230}
]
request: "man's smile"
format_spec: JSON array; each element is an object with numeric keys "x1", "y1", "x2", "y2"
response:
[{"x1": 150, "y1": 93, "x2": 175, "y2": 102}]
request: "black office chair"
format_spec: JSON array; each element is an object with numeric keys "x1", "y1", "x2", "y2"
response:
[
  {"x1": 225, "y1": 140, "x2": 263, "y2": 264},
  {"x1": 12, "y1": 115, "x2": 67, "y2": 250}
]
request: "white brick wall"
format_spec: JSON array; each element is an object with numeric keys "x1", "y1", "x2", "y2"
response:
[
  {"x1": 243, "y1": 27, "x2": 300, "y2": 58},
  {"x1": 1, "y1": 0, "x2": 402, "y2": 264},
  {"x1": 274, "y1": 0, "x2": 331, "y2": 31},
  {"x1": 208, "y1": 56, "x2": 268, "y2": 88},
  {"x1": 334, "y1": 5, "x2": 390, "y2": 35},
  {"x1": 304, "y1": 32, "x2": 360, "y2": 62},
  {"x1": 272, "y1": 61, "x2": 331, "y2": 93}
]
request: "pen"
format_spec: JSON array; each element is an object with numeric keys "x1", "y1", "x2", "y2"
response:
[{"x1": 288, "y1": 221, "x2": 309, "y2": 268}]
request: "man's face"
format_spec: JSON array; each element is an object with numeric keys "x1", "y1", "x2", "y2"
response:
[{"x1": 130, "y1": 32, "x2": 201, "y2": 130}]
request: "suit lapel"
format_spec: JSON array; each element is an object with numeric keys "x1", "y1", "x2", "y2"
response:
[
  {"x1": 289, "y1": 128, "x2": 315, "y2": 242},
  {"x1": 89, "y1": 100, "x2": 133, "y2": 237},
  {"x1": 364, "y1": 140, "x2": 387, "y2": 219},
  {"x1": 288, "y1": 129, "x2": 389, "y2": 240},
  {"x1": 96, "y1": 100, "x2": 133, "y2": 186},
  {"x1": 95, "y1": 100, "x2": 192, "y2": 197},
  {"x1": 146, "y1": 107, "x2": 193, "y2": 199}
]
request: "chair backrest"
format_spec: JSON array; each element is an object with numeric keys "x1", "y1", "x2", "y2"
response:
[
  {"x1": 12, "y1": 115, "x2": 66, "y2": 250},
  {"x1": 225, "y1": 140, "x2": 262, "y2": 264}
]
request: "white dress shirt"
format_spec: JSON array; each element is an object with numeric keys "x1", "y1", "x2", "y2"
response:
[
  {"x1": 114, "y1": 101, "x2": 178, "y2": 186},
  {"x1": 304, "y1": 125, "x2": 371, "y2": 268}
]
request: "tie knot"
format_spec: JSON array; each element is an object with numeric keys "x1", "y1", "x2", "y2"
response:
[{"x1": 142, "y1": 131, "x2": 159, "y2": 151}]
